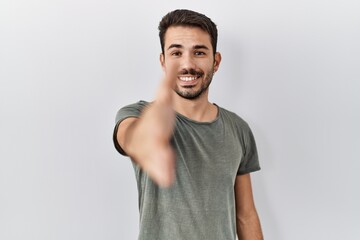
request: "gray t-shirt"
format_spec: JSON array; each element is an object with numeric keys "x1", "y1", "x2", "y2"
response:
[{"x1": 113, "y1": 100, "x2": 260, "y2": 240}]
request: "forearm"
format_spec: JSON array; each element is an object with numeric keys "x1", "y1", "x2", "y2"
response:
[{"x1": 236, "y1": 210, "x2": 263, "y2": 240}]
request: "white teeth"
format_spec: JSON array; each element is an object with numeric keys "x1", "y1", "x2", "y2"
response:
[{"x1": 179, "y1": 76, "x2": 197, "y2": 81}]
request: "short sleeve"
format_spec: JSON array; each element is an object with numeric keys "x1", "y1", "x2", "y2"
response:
[
  {"x1": 237, "y1": 124, "x2": 261, "y2": 175},
  {"x1": 112, "y1": 100, "x2": 149, "y2": 156}
]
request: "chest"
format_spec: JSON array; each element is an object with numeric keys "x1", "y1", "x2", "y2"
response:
[{"x1": 172, "y1": 121, "x2": 244, "y2": 186}]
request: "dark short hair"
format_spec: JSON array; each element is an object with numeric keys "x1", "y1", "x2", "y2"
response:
[{"x1": 158, "y1": 9, "x2": 218, "y2": 55}]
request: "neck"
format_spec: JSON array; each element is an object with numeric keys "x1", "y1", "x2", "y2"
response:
[{"x1": 172, "y1": 91, "x2": 218, "y2": 122}]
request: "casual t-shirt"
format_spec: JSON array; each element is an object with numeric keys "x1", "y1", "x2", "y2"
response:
[{"x1": 113, "y1": 100, "x2": 260, "y2": 240}]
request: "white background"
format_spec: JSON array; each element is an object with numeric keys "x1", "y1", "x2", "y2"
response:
[{"x1": 1, "y1": 0, "x2": 359, "y2": 239}]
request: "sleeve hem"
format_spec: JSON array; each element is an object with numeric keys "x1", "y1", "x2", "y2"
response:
[
  {"x1": 113, "y1": 116, "x2": 139, "y2": 156},
  {"x1": 237, "y1": 167, "x2": 261, "y2": 176}
]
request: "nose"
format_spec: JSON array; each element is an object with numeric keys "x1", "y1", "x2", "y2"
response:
[{"x1": 180, "y1": 53, "x2": 197, "y2": 70}]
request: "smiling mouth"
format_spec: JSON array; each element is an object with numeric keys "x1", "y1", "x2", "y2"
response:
[{"x1": 178, "y1": 75, "x2": 200, "y2": 82}]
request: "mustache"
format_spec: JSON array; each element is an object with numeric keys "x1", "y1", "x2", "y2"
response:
[{"x1": 179, "y1": 68, "x2": 203, "y2": 76}]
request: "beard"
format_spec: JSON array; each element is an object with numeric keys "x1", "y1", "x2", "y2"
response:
[{"x1": 174, "y1": 68, "x2": 214, "y2": 100}]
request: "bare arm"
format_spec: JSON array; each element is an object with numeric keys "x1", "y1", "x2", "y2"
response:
[
  {"x1": 115, "y1": 66, "x2": 177, "y2": 188},
  {"x1": 235, "y1": 174, "x2": 263, "y2": 240}
]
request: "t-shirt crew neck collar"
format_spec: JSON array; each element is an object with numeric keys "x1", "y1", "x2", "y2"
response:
[{"x1": 175, "y1": 103, "x2": 220, "y2": 125}]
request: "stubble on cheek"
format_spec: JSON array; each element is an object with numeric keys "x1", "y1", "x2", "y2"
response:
[{"x1": 174, "y1": 68, "x2": 214, "y2": 100}]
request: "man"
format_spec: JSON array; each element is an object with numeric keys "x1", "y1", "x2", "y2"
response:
[{"x1": 113, "y1": 9, "x2": 263, "y2": 240}]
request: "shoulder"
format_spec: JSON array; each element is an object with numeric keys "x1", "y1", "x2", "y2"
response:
[
  {"x1": 115, "y1": 100, "x2": 149, "y2": 123},
  {"x1": 218, "y1": 106, "x2": 251, "y2": 132},
  {"x1": 119, "y1": 100, "x2": 149, "y2": 111}
]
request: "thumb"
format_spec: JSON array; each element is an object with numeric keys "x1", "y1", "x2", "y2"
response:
[{"x1": 156, "y1": 64, "x2": 178, "y2": 104}]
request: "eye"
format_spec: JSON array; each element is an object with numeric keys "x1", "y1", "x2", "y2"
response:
[
  {"x1": 171, "y1": 51, "x2": 182, "y2": 57},
  {"x1": 194, "y1": 51, "x2": 206, "y2": 56}
]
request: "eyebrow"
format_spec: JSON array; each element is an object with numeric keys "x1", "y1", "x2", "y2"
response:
[
  {"x1": 167, "y1": 44, "x2": 210, "y2": 51},
  {"x1": 193, "y1": 45, "x2": 209, "y2": 50},
  {"x1": 167, "y1": 44, "x2": 183, "y2": 50}
]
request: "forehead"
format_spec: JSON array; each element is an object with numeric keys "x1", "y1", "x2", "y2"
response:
[{"x1": 164, "y1": 26, "x2": 212, "y2": 49}]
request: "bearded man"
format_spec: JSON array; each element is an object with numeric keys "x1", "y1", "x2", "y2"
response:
[{"x1": 113, "y1": 9, "x2": 263, "y2": 240}]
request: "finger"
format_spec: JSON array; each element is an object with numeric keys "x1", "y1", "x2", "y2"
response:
[{"x1": 163, "y1": 61, "x2": 179, "y2": 89}]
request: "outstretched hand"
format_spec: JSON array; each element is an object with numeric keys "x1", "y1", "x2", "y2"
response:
[{"x1": 125, "y1": 65, "x2": 178, "y2": 187}]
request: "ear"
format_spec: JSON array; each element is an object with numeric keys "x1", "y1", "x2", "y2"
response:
[
  {"x1": 213, "y1": 52, "x2": 222, "y2": 73},
  {"x1": 160, "y1": 53, "x2": 165, "y2": 71}
]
